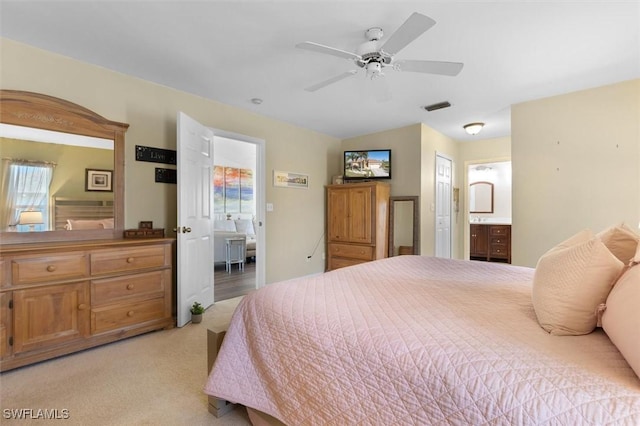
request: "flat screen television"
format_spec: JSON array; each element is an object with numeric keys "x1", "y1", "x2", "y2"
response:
[{"x1": 343, "y1": 149, "x2": 391, "y2": 180}]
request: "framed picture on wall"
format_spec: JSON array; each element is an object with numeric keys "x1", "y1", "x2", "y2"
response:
[
  {"x1": 85, "y1": 169, "x2": 113, "y2": 192},
  {"x1": 273, "y1": 170, "x2": 309, "y2": 189}
]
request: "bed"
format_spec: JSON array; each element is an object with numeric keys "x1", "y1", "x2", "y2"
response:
[
  {"x1": 205, "y1": 244, "x2": 640, "y2": 424},
  {"x1": 52, "y1": 197, "x2": 114, "y2": 230}
]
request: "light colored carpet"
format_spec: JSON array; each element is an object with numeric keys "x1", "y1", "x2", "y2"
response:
[{"x1": 0, "y1": 296, "x2": 251, "y2": 426}]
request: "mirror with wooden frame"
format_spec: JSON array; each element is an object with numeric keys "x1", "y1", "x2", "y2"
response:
[
  {"x1": 0, "y1": 90, "x2": 129, "y2": 244},
  {"x1": 388, "y1": 196, "x2": 420, "y2": 256},
  {"x1": 469, "y1": 181, "x2": 494, "y2": 214}
]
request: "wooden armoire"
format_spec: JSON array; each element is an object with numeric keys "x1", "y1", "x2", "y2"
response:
[{"x1": 326, "y1": 181, "x2": 390, "y2": 271}]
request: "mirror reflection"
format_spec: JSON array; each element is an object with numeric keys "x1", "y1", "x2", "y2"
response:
[
  {"x1": 388, "y1": 196, "x2": 420, "y2": 256},
  {"x1": 469, "y1": 181, "x2": 494, "y2": 214},
  {"x1": 1, "y1": 125, "x2": 114, "y2": 233}
]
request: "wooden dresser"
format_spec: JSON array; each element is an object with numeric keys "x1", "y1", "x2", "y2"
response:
[
  {"x1": 0, "y1": 238, "x2": 174, "y2": 371},
  {"x1": 470, "y1": 224, "x2": 511, "y2": 263},
  {"x1": 326, "y1": 181, "x2": 390, "y2": 271}
]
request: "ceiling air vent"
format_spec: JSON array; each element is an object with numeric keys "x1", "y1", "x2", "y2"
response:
[{"x1": 423, "y1": 101, "x2": 451, "y2": 112}]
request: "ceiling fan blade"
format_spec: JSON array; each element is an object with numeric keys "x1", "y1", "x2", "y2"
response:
[
  {"x1": 395, "y1": 59, "x2": 464, "y2": 76},
  {"x1": 304, "y1": 70, "x2": 358, "y2": 92},
  {"x1": 296, "y1": 41, "x2": 362, "y2": 61},
  {"x1": 380, "y1": 12, "x2": 436, "y2": 56}
]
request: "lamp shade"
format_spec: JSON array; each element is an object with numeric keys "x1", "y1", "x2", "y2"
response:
[
  {"x1": 463, "y1": 122, "x2": 484, "y2": 135},
  {"x1": 18, "y1": 210, "x2": 43, "y2": 225}
]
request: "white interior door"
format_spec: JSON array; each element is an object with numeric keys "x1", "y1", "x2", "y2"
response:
[
  {"x1": 176, "y1": 112, "x2": 215, "y2": 327},
  {"x1": 435, "y1": 153, "x2": 452, "y2": 258}
]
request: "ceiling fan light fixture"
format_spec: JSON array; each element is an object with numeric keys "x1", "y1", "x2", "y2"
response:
[
  {"x1": 463, "y1": 122, "x2": 484, "y2": 135},
  {"x1": 366, "y1": 62, "x2": 383, "y2": 78}
]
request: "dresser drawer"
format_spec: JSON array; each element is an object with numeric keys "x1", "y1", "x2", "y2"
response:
[
  {"x1": 328, "y1": 243, "x2": 374, "y2": 261},
  {"x1": 92, "y1": 270, "x2": 166, "y2": 306},
  {"x1": 328, "y1": 256, "x2": 368, "y2": 271},
  {"x1": 12, "y1": 254, "x2": 88, "y2": 285},
  {"x1": 490, "y1": 236, "x2": 508, "y2": 246},
  {"x1": 490, "y1": 243, "x2": 509, "y2": 258},
  {"x1": 489, "y1": 225, "x2": 510, "y2": 236},
  {"x1": 91, "y1": 246, "x2": 167, "y2": 276},
  {"x1": 91, "y1": 297, "x2": 166, "y2": 334}
]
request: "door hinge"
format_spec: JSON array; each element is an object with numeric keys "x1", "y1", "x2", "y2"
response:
[
  {"x1": 8, "y1": 299, "x2": 12, "y2": 309},
  {"x1": 8, "y1": 336, "x2": 12, "y2": 346}
]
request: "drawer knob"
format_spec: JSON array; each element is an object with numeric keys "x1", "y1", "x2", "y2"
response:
[
  {"x1": 127, "y1": 311, "x2": 135, "y2": 317},
  {"x1": 126, "y1": 257, "x2": 135, "y2": 263},
  {"x1": 78, "y1": 304, "x2": 88, "y2": 311},
  {"x1": 46, "y1": 265, "x2": 57, "y2": 272},
  {"x1": 126, "y1": 284, "x2": 135, "y2": 290},
  {"x1": 496, "y1": 239, "x2": 501, "y2": 243}
]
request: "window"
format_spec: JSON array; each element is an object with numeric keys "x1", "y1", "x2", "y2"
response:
[{"x1": 1, "y1": 161, "x2": 54, "y2": 232}]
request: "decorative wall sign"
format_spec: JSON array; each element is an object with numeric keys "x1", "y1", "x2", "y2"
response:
[
  {"x1": 155, "y1": 168, "x2": 176, "y2": 184},
  {"x1": 136, "y1": 145, "x2": 177, "y2": 165}
]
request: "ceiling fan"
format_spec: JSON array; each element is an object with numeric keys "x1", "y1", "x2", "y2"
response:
[{"x1": 296, "y1": 12, "x2": 464, "y2": 92}]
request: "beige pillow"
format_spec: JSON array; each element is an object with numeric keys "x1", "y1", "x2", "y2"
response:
[
  {"x1": 532, "y1": 236, "x2": 624, "y2": 335},
  {"x1": 548, "y1": 228, "x2": 593, "y2": 253},
  {"x1": 602, "y1": 265, "x2": 640, "y2": 378},
  {"x1": 633, "y1": 242, "x2": 640, "y2": 265},
  {"x1": 66, "y1": 219, "x2": 105, "y2": 230},
  {"x1": 597, "y1": 223, "x2": 640, "y2": 264}
]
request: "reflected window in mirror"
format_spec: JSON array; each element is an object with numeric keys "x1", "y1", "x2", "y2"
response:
[{"x1": 1, "y1": 159, "x2": 54, "y2": 232}]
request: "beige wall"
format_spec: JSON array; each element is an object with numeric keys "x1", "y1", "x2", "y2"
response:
[
  {"x1": 1, "y1": 38, "x2": 341, "y2": 283},
  {"x1": 512, "y1": 79, "x2": 640, "y2": 267},
  {"x1": 341, "y1": 124, "x2": 422, "y2": 196},
  {"x1": 342, "y1": 123, "x2": 462, "y2": 258},
  {"x1": 420, "y1": 124, "x2": 459, "y2": 257}
]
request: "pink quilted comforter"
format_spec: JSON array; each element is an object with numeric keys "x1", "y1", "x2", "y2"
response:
[{"x1": 205, "y1": 256, "x2": 640, "y2": 425}]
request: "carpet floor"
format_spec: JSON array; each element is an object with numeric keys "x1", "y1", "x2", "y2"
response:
[{"x1": 0, "y1": 296, "x2": 251, "y2": 426}]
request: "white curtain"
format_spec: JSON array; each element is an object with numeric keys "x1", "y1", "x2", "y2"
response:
[{"x1": 0, "y1": 160, "x2": 54, "y2": 231}]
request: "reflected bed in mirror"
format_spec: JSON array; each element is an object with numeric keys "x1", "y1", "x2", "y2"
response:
[
  {"x1": 0, "y1": 90, "x2": 128, "y2": 244},
  {"x1": 388, "y1": 196, "x2": 420, "y2": 257}
]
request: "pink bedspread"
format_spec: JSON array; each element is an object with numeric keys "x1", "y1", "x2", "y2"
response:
[{"x1": 205, "y1": 256, "x2": 640, "y2": 424}]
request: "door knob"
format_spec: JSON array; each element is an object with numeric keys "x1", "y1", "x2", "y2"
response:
[{"x1": 182, "y1": 226, "x2": 192, "y2": 233}]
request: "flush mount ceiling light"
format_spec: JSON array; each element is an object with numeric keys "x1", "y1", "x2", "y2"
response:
[
  {"x1": 463, "y1": 122, "x2": 484, "y2": 135},
  {"x1": 250, "y1": 98, "x2": 263, "y2": 105}
]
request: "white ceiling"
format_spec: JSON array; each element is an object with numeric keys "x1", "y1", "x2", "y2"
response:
[{"x1": 1, "y1": 1, "x2": 638, "y2": 141}]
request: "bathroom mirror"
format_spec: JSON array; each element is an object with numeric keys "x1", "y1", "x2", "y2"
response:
[
  {"x1": 388, "y1": 196, "x2": 420, "y2": 256},
  {"x1": 0, "y1": 90, "x2": 128, "y2": 244},
  {"x1": 469, "y1": 181, "x2": 494, "y2": 214}
]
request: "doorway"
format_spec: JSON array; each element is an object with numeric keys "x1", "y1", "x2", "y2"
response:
[
  {"x1": 464, "y1": 159, "x2": 512, "y2": 260},
  {"x1": 212, "y1": 134, "x2": 265, "y2": 301}
]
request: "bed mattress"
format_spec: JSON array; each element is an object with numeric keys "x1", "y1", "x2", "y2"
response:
[{"x1": 205, "y1": 256, "x2": 640, "y2": 425}]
